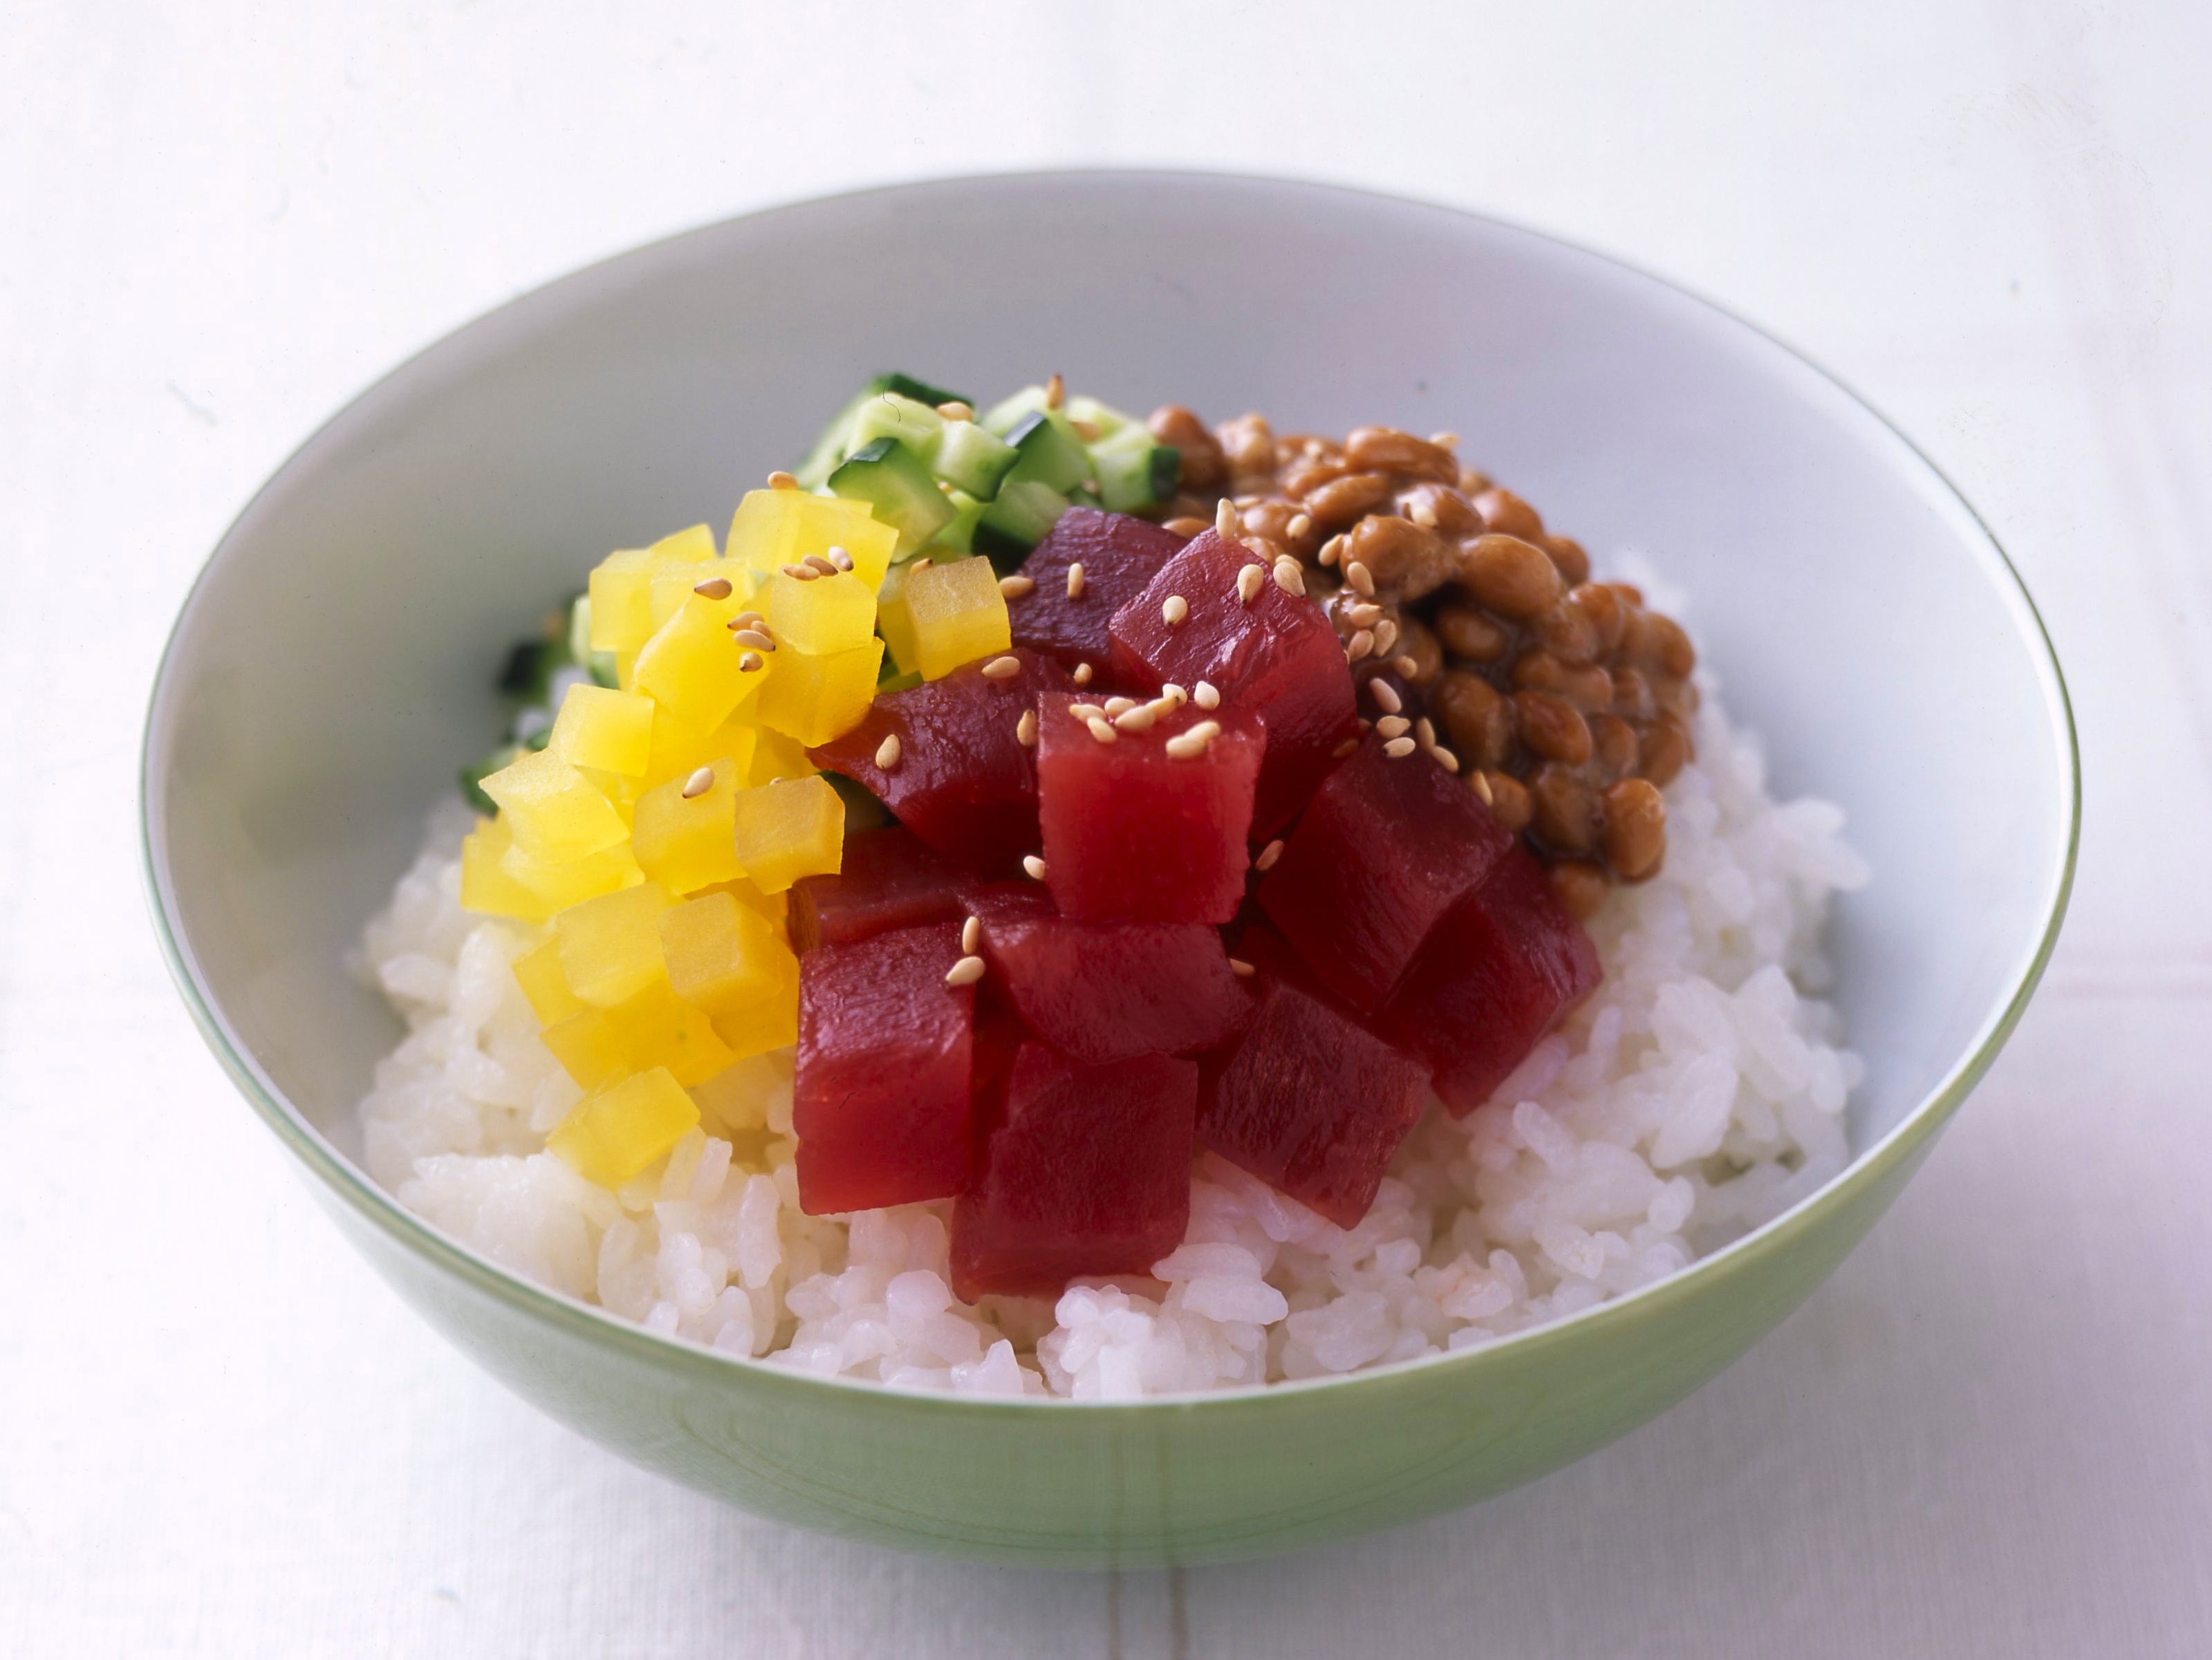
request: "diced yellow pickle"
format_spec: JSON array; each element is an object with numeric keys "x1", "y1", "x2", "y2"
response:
[
  {"x1": 660, "y1": 892, "x2": 792, "y2": 1012},
  {"x1": 500, "y1": 836, "x2": 643, "y2": 910},
  {"x1": 709, "y1": 950, "x2": 799, "y2": 1059},
  {"x1": 726, "y1": 490, "x2": 895, "y2": 590},
  {"x1": 554, "y1": 884, "x2": 672, "y2": 1008},
  {"x1": 587, "y1": 526, "x2": 715, "y2": 653},
  {"x1": 756, "y1": 638, "x2": 883, "y2": 746},
  {"x1": 875, "y1": 559, "x2": 922, "y2": 676},
  {"x1": 547, "y1": 1066, "x2": 698, "y2": 1188},
  {"x1": 695, "y1": 876, "x2": 790, "y2": 928},
  {"x1": 691, "y1": 1049, "x2": 792, "y2": 1136},
  {"x1": 907, "y1": 556, "x2": 1011, "y2": 679},
  {"x1": 479, "y1": 748, "x2": 629, "y2": 859},
  {"x1": 459, "y1": 817, "x2": 559, "y2": 920},
  {"x1": 603, "y1": 981, "x2": 735, "y2": 1088},
  {"x1": 633, "y1": 588, "x2": 769, "y2": 734},
  {"x1": 631, "y1": 756, "x2": 743, "y2": 894},
  {"x1": 550, "y1": 683, "x2": 654, "y2": 777},
  {"x1": 539, "y1": 1008, "x2": 628, "y2": 1091},
  {"x1": 648, "y1": 556, "x2": 754, "y2": 637},
  {"x1": 745, "y1": 725, "x2": 817, "y2": 786},
  {"x1": 733, "y1": 774, "x2": 845, "y2": 893},
  {"x1": 510, "y1": 935, "x2": 584, "y2": 1025},
  {"x1": 641, "y1": 705, "x2": 759, "y2": 792},
  {"x1": 760, "y1": 569, "x2": 876, "y2": 655}
]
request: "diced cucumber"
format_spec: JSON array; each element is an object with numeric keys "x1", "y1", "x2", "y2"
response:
[
  {"x1": 1089, "y1": 424, "x2": 1182, "y2": 514},
  {"x1": 794, "y1": 372, "x2": 974, "y2": 487},
  {"x1": 927, "y1": 486, "x2": 987, "y2": 556},
  {"x1": 980, "y1": 384, "x2": 1051, "y2": 437},
  {"x1": 828, "y1": 437, "x2": 958, "y2": 556},
  {"x1": 874, "y1": 371, "x2": 968, "y2": 409},
  {"x1": 932, "y1": 419, "x2": 1019, "y2": 498},
  {"x1": 1002, "y1": 410, "x2": 1093, "y2": 494},
  {"x1": 1064, "y1": 394, "x2": 1131, "y2": 440},
  {"x1": 974, "y1": 478, "x2": 1072, "y2": 566},
  {"x1": 849, "y1": 392, "x2": 945, "y2": 463}
]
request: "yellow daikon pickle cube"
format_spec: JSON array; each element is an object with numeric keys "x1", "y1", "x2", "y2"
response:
[
  {"x1": 588, "y1": 523, "x2": 718, "y2": 654},
  {"x1": 631, "y1": 756, "x2": 743, "y2": 894},
  {"x1": 458, "y1": 817, "x2": 557, "y2": 921},
  {"x1": 640, "y1": 705, "x2": 758, "y2": 792},
  {"x1": 874, "y1": 559, "x2": 922, "y2": 677},
  {"x1": 733, "y1": 774, "x2": 844, "y2": 893},
  {"x1": 553, "y1": 883, "x2": 671, "y2": 1008},
  {"x1": 500, "y1": 836, "x2": 643, "y2": 911},
  {"x1": 510, "y1": 935, "x2": 584, "y2": 1025},
  {"x1": 603, "y1": 980, "x2": 734, "y2": 1088},
  {"x1": 478, "y1": 748, "x2": 629, "y2": 861},
  {"x1": 756, "y1": 637, "x2": 883, "y2": 747},
  {"x1": 745, "y1": 725, "x2": 817, "y2": 786},
  {"x1": 539, "y1": 1008, "x2": 627, "y2": 1092},
  {"x1": 759, "y1": 568, "x2": 876, "y2": 655},
  {"x1": 648, "y1": 557, "x2": 754, "y2": 638},
  {"x1": 661, "y1": 892, "x2": 800, "y2": 1059},
  {"x1": 907, "y1": 556, "x2": 1010, "y2": 679},
  {"x1": 547, "y1": 1067, "x2": 699, "y2": 1188},
  {"x1": 550, "y1": 684, "x2": 654, "y2": 778},
  {"x1": 633, "y1": 586, "x2": 769, "y2": 734},
  {"x1": 726, "y1": 490, "x2": 895, "y2": 591}
]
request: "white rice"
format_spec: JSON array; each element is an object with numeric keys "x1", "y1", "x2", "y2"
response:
[{"x1": 353, "y1": 680, "x2": 1868, "y2": 1400}]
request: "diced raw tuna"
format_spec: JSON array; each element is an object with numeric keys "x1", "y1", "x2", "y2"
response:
[
  {"x1": 810, "y1": 648, "x2": 1070, "y2": 871},
  {"x1": 1256, "y1": 731, "x2": 1514, "y2": 1011},
  {"x1": 788, "y1": 826, "x2": 966, "y2": 951},
  {"x1": 1107, "y1": 528, "x2": 1357, "y2": 834},
  {"x1": 951, "y1": 1043, "x2": 1198, "y2": 1300},
  {"x1": 1379, "y1": 845, "x2": 1603, "y2": 1116},
  {"x1": 794, "y1": 922, "x2": 974, "y2": 1212},
  {"x1": 1197, "y1": 929, "x2": 1432, "y2": 1229},
  {"x1": 975, "y1": 900, "x2": 1252, "y2": 1064},
  {"x1": 1009, "y1": 507, "x2": 1188, "y2": 673},
  {"x1": 1035, "y1": 693, "x2": 1263, "y2": 924}
]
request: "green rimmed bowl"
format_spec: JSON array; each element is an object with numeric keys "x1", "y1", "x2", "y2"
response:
[{"x1": 141, "y1": 171, "x2": 2076, "y2": 1567}]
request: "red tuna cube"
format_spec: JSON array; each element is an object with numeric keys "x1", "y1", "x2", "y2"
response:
[
  {"x1": 976, "y1": 902, "x2": 1252, "y2": 1065},
  {"x1": 1009, "y1": 506, "x2": 1188, "y2": 674},
  {"x1": 1379, "y1": 846, "x2": 1603, "y2": 1116},
  {"x1": 810, "y1": 648, "x2": 1070, "y2": 872},
  {"x1": 1256, "y1": 731, "x2": 1514, "y2": 1012},
  {"x1": 1035, "y1": 692, "x2": 1263, "y2": 924},
  {"x1": 1107, "y1": 528, "x2": 1357, "y2": 835},
  {"x1": 794, "y1": 922, "x2": 975, "y2": 1213},
  {"x1": 1198, "y1": 929, "x2": 1432, "y2": 1229},
  {"x1": 951, "y1": 1043, "x2": 1197, "y2": 1300},
  {"x1": 788, "y1": 826, "x2": 966, "y2": 952}
]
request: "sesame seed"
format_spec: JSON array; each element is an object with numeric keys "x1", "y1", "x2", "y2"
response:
[
  {"x1": 1236, "y1": 563, "x2": 1265, "y2": 606},
  {"x1": 937, "y1": 400, "x2": 974, "y2": 421},
  {"x1": 1358, "y1": 717, "x2": 1373, "y2": 732},
  {"x1": 1272, "y1": 557, "x2": 1305, "y2": 598},
  {"x1": 1429, "y1": 430, "x2": 1460, "y2": 449},
  {"x1": 1415, "y1": 717, "x2": 1438, "y2": 749},
  {"x1": 1066, "y1": 561, "x2": 1085, "y2": 599},
  {"x1": 1375, "y1": 716, "x2": 1411, "y2": 738},
  {"x1": 1471, "y1": 771, "x2": 1496, "y2": 806},
  {"x1": 1215, "y1": 498, "x2": 1240, "y2": 539},
  {"x1": 827, "y1": 545, "x2": 855, "y2": 572},
  {"x1": 1070, "y1": 702, "x2": 1108, "y2": 722},
  {"x1": 1162, "y1": 595, "x2": 1189, "y2": 626},
  {"x1": 999, "y1": 575, "x2": 1036, "y2": 599},
  {"x1": 738, "y1": 651, "x2": 763, "y2": 673},
  {"x1": 1162, "y1": 731, "x2": 1207, "y2": 760},
  {"x1": 1045, "y1": 373, "x2": 1065, "y2": 410},
  {"x1": 1228, "y1": 958, "x2": 1256, "y2": 978},
  {"x1": 768, "y1": 470, "x2": 799, "y2": 490},
  {"x1": 681, "y1": 766, "x2": 716, "y2": 799},
  {"x1": 1431, "y1": 745, "x2": 1461, "y2": 773},
  {"x1": 1347, "y1": 629, "x2": 1375, "y2": 662},
  {"x1": 1185, "y1": 719, "x2": 1221, "y2": 744},
  {"x1": 732, "y1": 628, "x2": 774, "y2": 651},
  {"x1": 875, "y1": 733, "x2": 902, "y2": 772},
  {"x1": 1158, "y1": 684, "x2": 1184, "y2": 707},
  {"x1": 1395, "y1": 654, "x2": 1420, "y2": 677},
  {"x1": 1072, "y1": 662, "x2": 1093, "y2": 686},
  {"x1": 980, "y1": 655, "x2": 1021, "y2": 680},
  {"x1": 1332, "y1": 738, "x2": 1360, "y2": 758},
  {"x1": 1368, "y1": 678, "x2": 1404, "y2": 714},
  {"x1": 1317, "y1": 534, "x2": 1344, "y2": 568},
  {"x1": 1254, "y1": 839, "x2": 1285, "y2": 872},
  {"x1": 1193, "y1": 680, "x2": 1220, "y2": 710},
  {"x1": 1383, "y1": 736, "x2": 1418, "y2": 758},
  {"x1": 1023, "y1": 855, "x2": 1049, "y2": 882},
  {"x1": 1103, "y1": 697, "x2": 1136, "y2": 717},
  {"x1": 803, "y1": 553, "x2": 839, "y2": 576},
  {"x1": 1016, "y1": 709, "x2": 1038, "y2": 747},
  {"x1": 945, "y1": 955, "x2": 987, "y2": 988},
  {"x1": 960, "y1": 915, "x2": 981, "y2": 954},
  {"x1": 1344, "y1": 560, "x2": 1375, "y2": 598},
  {"x1": 911, "y1": 557, "x2": 933, "y2": 573},
  {"x1": 1286, "y1": 513, "x2": 1312, "y2": 540},
  {"x1": 782, "y1": 563, "x2": 818, "y2": 581},
  {"x1": 1086, "y1": 716, "x2": 1117, "y2": 744},
  {"x1": 1373, "y1": 618, "x2": 1400, "y2": 655},
  {"x1": 1114, "y1": 702, "x2": 1159, "y2": 732},
  {"x1": 692, "y1": 577, "x2": 734, "y2": 600},
  {"x1": 1072, "y1": 418, "x2": 1102, "y2": 442},
  {"x1": 1346, "y1": 601, "x2": 1384, "y2": 629}
]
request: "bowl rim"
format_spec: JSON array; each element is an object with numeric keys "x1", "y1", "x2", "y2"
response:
[{"x1": 139, "y1": 166, "x2": 2080, "y2": 1414}]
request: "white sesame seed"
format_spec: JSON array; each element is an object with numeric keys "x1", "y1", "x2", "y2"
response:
[
  {"x1": 1272, "y1": 558, "x2": 1305, "y2": 597},
  {"x1": 1346, "y1": 601, "x2": 1384, "y2": 629},
  {"x1": 1431, "y1": 745, "x2": 1461, "y2": 773},
  {"x1": 1072, "y1": 662, "x2": 1093, "y2": 686},
  {"x1": 1375, "y1": 716, "x2": 1411, "y2": 738},
  {"x1": 732, "y1": 628, "x2": 775, "y2": 651},
  {"x1": 1368, "y1": 679, "x2": 1404, "y2": 714},
  {"x1": 1162, "y1": 595, "x2": 1189, "y2": 626},
  {"x1": 768, "y1": 470, "x2": 799, "y2": 490},
  {"x1": 681, "y1": 766, "x2": 716, "y2": 799},
  {"x1": 960, "y1": 915, "x2": 981, "y2": 954},
  {"x1": 1185, "y1": 719, "x2": 1221, "y2": 744},
  {"x1": 1317, "y1": 534, "x2": 1344, "y2": 568},
  {"x1": 782, "y1": 562, "x2": 818, "y2": 582},
  {"x1": 738, "y1": 651, "x2": 763, "y2": 673},
  {"x1": 875, "y1": 733, "x2": 902, "y2": 772},
  {"x1": 1471, "y1": 771, "x2": 1496, "y2": 806},
  {"x1": 827, "y1": 545, "x2": 855, "y2": 572},
  {"x1": 1286, "y1": 513, "x2": 1312, "y2": 541},
  {"x1": 1066, "y1": 561, "x2": 1085, "y2": 599},
  {"x1": 1160, "y1": 683, "x2": 1186, "y2": 707},
  {"x1": 1347, "y1": 629, "x2": 1375, "y2": 662},
  {"x1": 1429, "y1": 430, "x2": 1460, "y2": 449},
  {"x1": 1016, "y1": 709, "x2": 1037, "y2": 747},
  {"x1": 1086, "y1": 716, "x2": 1117, "y2": 744},
  {"x1": 1162, "y1": 731, "x2": 1207, "y2": 760},
  {"x1": 1236, "y1": 563, "x2": 1265, "y2": 606},
  {"x1": 1023, "y1": 855, "x2": 1049, "y2": 881},
  {"x1": 693, "y1": 577, "x2": 734, "y2": 600},
  {"x1": 1215, "y1": 498, "x2": 1240, "y2": 538},
  {"x1": 1000, "y1": 575, "x2": 1036, "y2": 599},
  {"x1": 1254, "y1": 839, "x2": 1285, "y2": 872},
  {"x1": 1373, "y1": 618, "x2": 1400, "y2": 655},
  {"x1": 1193, "y1": 680, "x2": 1220, "y2": 709},
  {"x1": 937, "y1": 400, "x2": 974, "y2": 421},
  {"x1": 1395, "y1": 654, "x2": 1420, "y2": 676},
  {"x1": 1345, "y1": 560, "x2": 1375, "y2": 598},
  {"x1": 945, "y1": 955, "x2": 987, "y2": 987},
  {"x1": 980, "y1": 655, "x2": 1021, "y2": 680},
  {"x1": 1415, "y1": 717, "x2": 1438, "y2": 749},
  {"x1": 804, "y1": 553, "x2": 839, "y2": 576},
  {"x1": 911, "y1": 557, "x2": 933, "y2": 572},
  {"x1": 1045, "y1": 373, "x2": 1065, "y2": 410},
  {"x1": 1228, "y1": 958, "x2": 1256, "y2": 978},
  {"x1": 1332, "y1": 737, "x2": 1360, "y2": 758},
  {"x1": 1114, "y1": 702, "x2": 1159, "y2": 732},
  {"x1": 1103, "y1": 696, "x2": 1136, "y2": 717},
  {"x1": 1072, "y1": 418, "x2": 1102, "y2": 442},
  {"x1": 1069, "y1": 702, "x2": 1108, "y2": 722},
  {"x1": 1383, "y1": 736, "x2": 1418, "y2": 758},
  {"x1": 734, "y1": 610, "x2": 765, "y2": 631}
]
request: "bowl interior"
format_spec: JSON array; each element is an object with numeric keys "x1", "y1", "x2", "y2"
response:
[{"x1": 147, "y1": 172, "x2": 2072, "y2": 1252}]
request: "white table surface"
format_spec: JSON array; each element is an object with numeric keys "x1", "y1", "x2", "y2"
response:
[{"x1": 5, "y1": 3, "x2": 2209, "y2": 1654}]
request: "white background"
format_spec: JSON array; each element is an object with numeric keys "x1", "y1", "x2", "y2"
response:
[{"x1": 4, "y1": 3, "x2": 2209, "y2": 1655}]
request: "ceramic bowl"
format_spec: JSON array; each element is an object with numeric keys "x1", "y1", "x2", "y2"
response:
[{"x1": 141, "y1": 171, "x2": 2076, "y2": 1567}]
